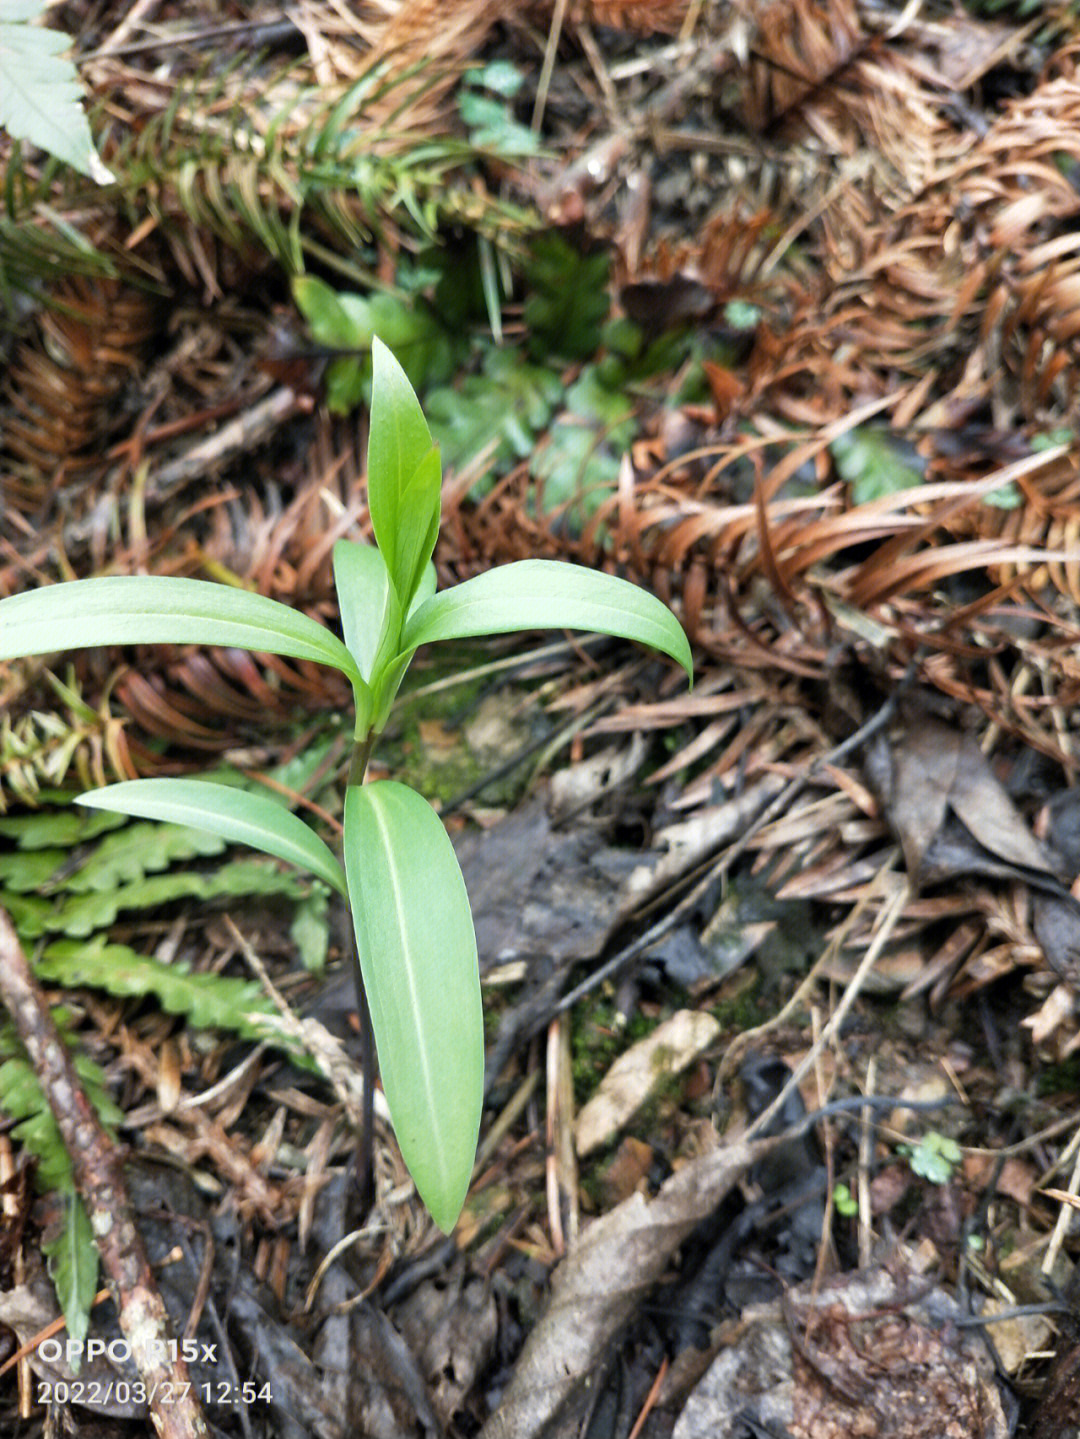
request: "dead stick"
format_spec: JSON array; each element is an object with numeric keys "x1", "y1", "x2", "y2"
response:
[{"x1": 0, "y1": 906, "x2": 210, "y2": 1439}]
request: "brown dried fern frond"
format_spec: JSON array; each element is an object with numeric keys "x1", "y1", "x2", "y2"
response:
[
  {"x1": 737, "y1": 0, "x2": 865, "y2": 133},
  {"x1": 819, "y1": 48, "x2": 1080, "y2": 425},
  {"x1": 351, "y1": 0, "x2": 511, "y2": 133},
  {"x1": 1, "y1": 274, "x2": 162, "y2": 483}
]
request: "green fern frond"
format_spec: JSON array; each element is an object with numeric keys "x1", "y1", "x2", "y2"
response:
[
  {"x1": 0, "y1": 210, "x2": 116, "y2": 315},
  {"x1": 0, "y1": 1012, "x2": 118, "y2": 1347},
  {"x1": 108, "y1": 56, "x2": 537, "y2": 277},
  {"x1": 0, "y1": 1011, "x2": 122, "y2": 1193},
  {"x1": 35, "y1": 936, "x2": 288, "y2": 1045}
]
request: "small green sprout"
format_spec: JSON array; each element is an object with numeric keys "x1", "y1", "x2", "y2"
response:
[
  {"x1": 0, "y1": 338, "x2": 692, "y2": 1232},
  {"x1": 903, "y1": 1131, "x2": 962, "y2": 1186},
  {"x1": 832, "y1": 1182, "x2": 858, "y2": 1217}
]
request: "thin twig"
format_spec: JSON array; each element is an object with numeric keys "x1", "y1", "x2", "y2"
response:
[
  {"x1": 745, "y1": 879, "x2": 912, "y2": 1145},
  {"x1": 0, "y1": 907, "x2": 210, "y2": 1439}
]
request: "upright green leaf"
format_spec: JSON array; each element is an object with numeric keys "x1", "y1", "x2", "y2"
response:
[
  {"x1": 343, "y1": 781, "x2": 482, "y2": 1232},
  {"x1": 368, "y1": 337, "x2": 442, "y2": 609},
  {"x1": 76, "y1": 780, "x2": 347, "y2": 896},
  {"x1": 402, "y1": 559, "x2": 694, "y2": 681},
  {"x1": 332, "y1": 540, "x2": 401, "y2": 685},
  {"x1": 0, "y1": 576, "x2": 365, "y2": 691},
  {"x1": 392, "y1": 446, "x2": 442, "y2": 617}
]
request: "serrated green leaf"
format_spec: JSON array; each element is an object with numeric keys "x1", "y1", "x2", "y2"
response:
[
  {"x1": 43, "y1": 1196, "x2": 97, "y2": 1350},
  {"x1": 291, "y1": 888, "x2": 329, "y2": 972},
  {"x1": 344, "y1": 781, "x2": 482, "y2": 1232},
  {"x1": 468, "y1": 60, "x2": 527, "y2": 98},
  {"x1": 0, "y1": 577, "x2": 364, "y2": 693},
  {"x1": 0, "y1": 891, "x2": 51, "y2": 934},
  {"x1": 368, "y1": 337, "x2": 441, "y2": 610},
  {"x1": 425, "y1": 348, "x2": 561, "y2": 482},
  {"x1": 37, "y1": 937, "x2": 282, "y2": 1042},
  {"x1": 0, "y1": 847, "x2": 69, "y2": 892},
  {"x1": 402, "y1": 560, "x2": 693, "y2": 681},
  {"x1": 523, "y1": 237, "x2": 610, "y2": 360},
  {"x1": 0, "y1": 804, "x2": 125, "y2": 849},
  {"x1": 458, "y1": 90, "x2": 541, "y2": 158},
  {"x1": 63, "y1": 819, "x2": 227, "y2": 893},
  {"x1": 531, "y1": 419, "x2": 621, "y2": 526},
  {"x1": 0, "y1": 2, "x2": 113, "y2": 182},
  {"x1": 30, "y1": 860, "x2": 307, "y2": 939},
  {"x1": 76, "y1": 780, "x2": 347, "y2": 897}
]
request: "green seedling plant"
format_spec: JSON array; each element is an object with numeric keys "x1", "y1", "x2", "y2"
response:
[
  {"x1": 0, "y1": 339, "x2": 692, "y2": 1233},
  {"x1": 901, "y1": 1130, "x2": 962, "y2": 1186}
]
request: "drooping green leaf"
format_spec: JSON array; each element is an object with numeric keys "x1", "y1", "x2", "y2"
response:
[
  {"x1": 43, "y1": 1196, "x2": 97, "y2": 1350},
  {"x1": 0, "y1": 2, "x2": 113, "y2": 182},
  {"x1": 343, "y1": 781, "x2": 482, "y2": 1232},
  {"x1": 368, "y1": 337, "x2": 441, "y2": 609},
  {"x1": 402, "y1": 560, "x2": 693, "y2": 681},
  {"x1": 0, "y1": 577, "x2": 364, "y2": 692},
  {"x1": 76, "y1": 780, "x2": 347, "y2": 896}
]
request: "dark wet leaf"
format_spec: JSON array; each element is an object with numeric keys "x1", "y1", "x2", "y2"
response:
[
  {"x1": 620, "y1": 275, "x2": 715, "y2": 329},
  {"x1": 868, "y1": 717, "x2": 1063, "y2": 887}
]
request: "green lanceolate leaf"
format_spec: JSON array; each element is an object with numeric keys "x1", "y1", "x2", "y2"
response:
[
  {"x1": 402, "y1": 559, "x2": 694, "y2": 681},
  {"x1": 332, "y1": 540, "x2": 400, "y2": 685},
  {"x1": 0, "y1": 576, "x2": 365, "y2": 690},
  {"x1": 343, "y1": 781, "x2": 482, "y2": 1232},
  {"x1": 75, "y1": 780, "x2": 347, "y2": 897},
  {"x1": 393, "y1": 446, "x2": 442, "y2": 615},
  {"x1": 368, "y1": 337, "x2": 442, "y2": 609}
]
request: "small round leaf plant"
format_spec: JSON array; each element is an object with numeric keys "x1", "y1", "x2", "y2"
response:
[{"x1": 0, "y1": 339, "x2": 693, "y2": 1232}]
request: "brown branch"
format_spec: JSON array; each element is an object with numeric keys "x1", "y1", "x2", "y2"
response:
[{"x1": 0, "y1": 905, "x2": 210, "y2": 1439}]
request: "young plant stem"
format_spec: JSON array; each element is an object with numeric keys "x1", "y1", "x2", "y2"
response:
[
  {"x1": 346, "y1": 730, "x2": 377, "y2": 1210},
  {"x1": 348, "y1": 732, "x2": 376, "y2": 788},
  {"x1": 349, "y1": 923, "x2": 377, "y2": 1214}
]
